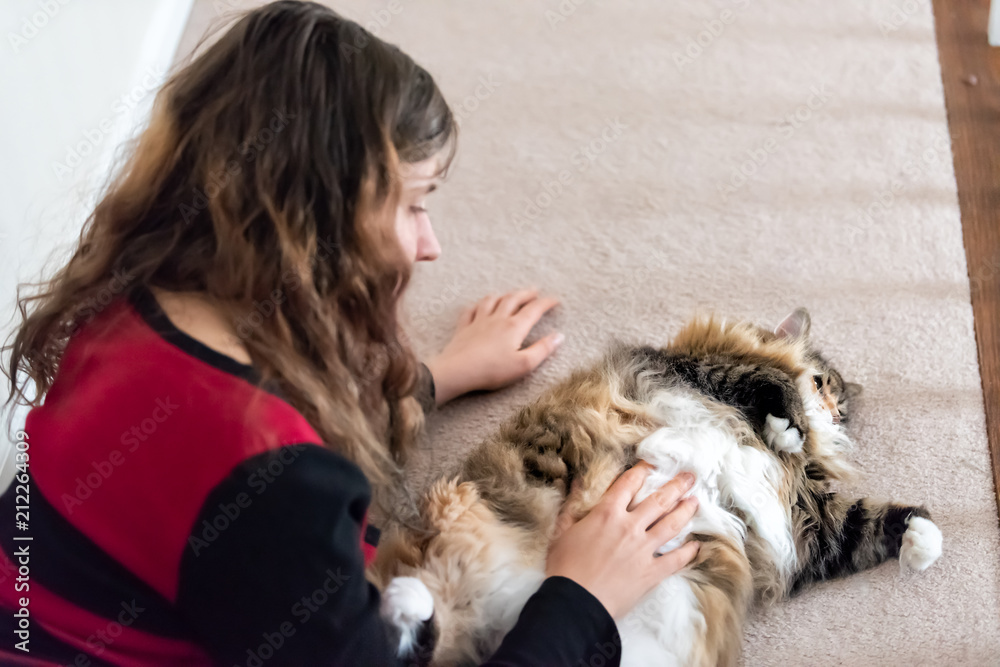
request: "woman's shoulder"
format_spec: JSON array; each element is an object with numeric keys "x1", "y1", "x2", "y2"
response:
[{"x1": 53, "y1": 287, "x2": 322, "y2": 453}]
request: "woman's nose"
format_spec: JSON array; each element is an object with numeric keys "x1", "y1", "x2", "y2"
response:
[{"x1": 417, "y1": 220, "x2": 441, "y2": 262}]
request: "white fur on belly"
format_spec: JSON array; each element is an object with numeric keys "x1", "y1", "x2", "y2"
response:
[
  {"x1": 619, "y1": 574, "x2": 705, "y2": 667},
  {"x1": 610, "y1": 390, "x2": 798, "y2": 665},
  {"x1": 480, "y1": 562, "x2": 547, "y2": 649},
  {"x1": 636, "y1": 391, "x2": 797, "y2": 580}
]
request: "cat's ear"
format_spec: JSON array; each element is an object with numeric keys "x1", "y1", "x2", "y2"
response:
[
  {"x1": 774, "y1": 308, "x2": 811, "y2": 340},
  {"x1": 843, "y1": 382, "x2": 863, "y2": 400},
  {"x1": 838, "y1": 382, "x2": 863, "y2": 423}
]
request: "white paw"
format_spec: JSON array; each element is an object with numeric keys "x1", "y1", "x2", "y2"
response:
[
  {"x1": 899, "y1": 517, "x2": 942, "y2": 572},
  {"x1": 381, "y1": 577, "x2": 434, "y2": 655},
  {"x1": 764, "y1": 414, "x2": 804, "y2": 453}
]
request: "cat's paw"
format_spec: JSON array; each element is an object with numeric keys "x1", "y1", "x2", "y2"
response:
[
  {"x1": 899, "y1": 516, "x2": 942, "y2": 572},
  {"x1": 764, "y1": 414, "x2": 804, "y2": 453},
  {"x1": 381, "y1": 577, "x2": 434, "y2": 655}
]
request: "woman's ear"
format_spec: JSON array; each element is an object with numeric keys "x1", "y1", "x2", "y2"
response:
[{"x1": 774, "y1": 307, "x2": 812, "y2": 340}]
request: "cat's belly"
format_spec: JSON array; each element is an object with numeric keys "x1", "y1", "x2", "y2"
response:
[
  {"x1": 603, "y1": 390, "x2": 796, "y2": 666},
  {"x1": 619, "y1": 574, "x2": 704, "y2": 667},
  {"x1": 634, "y1": 390, "x2": 797, "y2": 582},
  {"x1": 477, "y1": 562, "x2": 547, "y2": 653}
]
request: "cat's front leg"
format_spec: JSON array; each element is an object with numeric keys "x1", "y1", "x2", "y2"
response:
[
  {"x1": 762, "y1": 413, "x2": 806, "y2": 454},
  {"x1": 744, "y1": 369, "x2": 811, "y2": 454},
  {"x1": 381, "y1": 576, "x2": 437, "y2": 666},
  {"x1": 791, "y1": 494, "x2": 942, "y2": 594},
  {"x1": 687, "y1": 361, "x2": 809, "y2": 453}
]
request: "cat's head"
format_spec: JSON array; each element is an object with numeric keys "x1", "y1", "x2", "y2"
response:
[{"x1": 771, "y1": 308, "x2": 862, "y2": 424}]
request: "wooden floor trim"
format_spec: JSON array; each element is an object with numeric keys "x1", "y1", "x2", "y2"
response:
[{"x1": 933, "y1": 0, "x2": 1000, "y2": 518}]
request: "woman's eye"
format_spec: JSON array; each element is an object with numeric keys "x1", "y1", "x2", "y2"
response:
[
  {"x1": 813, "y1": 375, "x2": 823, "y2": 390},
  {"x1": 410, "y1": 205, "x2": 428, "y2": 216}
]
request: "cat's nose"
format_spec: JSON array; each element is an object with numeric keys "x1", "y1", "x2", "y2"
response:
[{"x1": 822, "y1": 396, "x2": 841, "y2": 423}]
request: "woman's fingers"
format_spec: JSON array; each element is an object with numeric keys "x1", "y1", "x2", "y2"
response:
[
  {"x1": 496, "y1": 288, "x2": 539, "y2": 317},
  {"x1": 457, "y1": 305, "x2": 475, "y2": 327},
  {"x1": 513, "y1": 295, "x2": 559, "y2": 331},
  {"x1": 653, "y1": 539, "x2": 702, "y2": 578},
  {"x1": 629, "y1": 472, "x2": 695, "y2": 528},
  {"x1": 601, "y1": 462, "x2": 653, "y2": 511},
  {"x1": 647, "y1": 495, "x2": 699, "y2": 546},
  {"x1": 551, "y1": 478, "x2": 584, "y2": 542},
  {"x1": 474, "y1": 294, "x2": 500, "y2": 319},
  {"x1": 516, "y1": 332, "x2": 564, "y2": 374}
]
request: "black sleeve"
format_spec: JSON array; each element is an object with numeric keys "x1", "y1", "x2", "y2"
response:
[
  {"x1": 176, "y1": 444, "x2": 398, "y2": 666},
  {"x1": 485, "y1": 577, "x2": 622, "y2": 667},
  {"x1": 415, "y1": 361, "x2": 437, "y2": 414},
  {"x1": 176, "y1": 443, "x2": 619, "y2": 666}
]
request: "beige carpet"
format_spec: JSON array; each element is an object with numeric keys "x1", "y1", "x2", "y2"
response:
[{"x1": 178, "y1": 1, "x2": 1000, "y2": 664}]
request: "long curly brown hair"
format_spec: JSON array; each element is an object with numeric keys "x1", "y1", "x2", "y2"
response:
[{"x1": 3, "y1": 1, "x2": 456, "y2": 496}]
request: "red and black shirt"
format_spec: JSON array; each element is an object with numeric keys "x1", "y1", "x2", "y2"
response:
[{"x1": 0, "y1": 287, "x2": 621, "y2": 666}]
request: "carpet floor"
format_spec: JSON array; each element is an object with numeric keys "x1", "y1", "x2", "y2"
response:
[{"x1": 178, "y1": 1, "x2": 1000, "y2": 664}]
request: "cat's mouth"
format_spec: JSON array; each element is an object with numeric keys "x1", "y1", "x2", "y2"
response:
[{"x1": 814, "y1": 390, "x2": 841, "y2": 423}]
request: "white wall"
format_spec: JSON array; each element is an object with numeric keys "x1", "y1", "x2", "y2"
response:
[{"x1": 0, "y1": 0, "x2": 194, "y2": 492}]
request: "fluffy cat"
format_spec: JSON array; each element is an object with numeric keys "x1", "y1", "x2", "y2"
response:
[{"x1": 373, "y1": 309, "x2": 943, "y2": 666}]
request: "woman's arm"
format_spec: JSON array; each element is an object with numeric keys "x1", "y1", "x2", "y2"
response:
[
  {"x1": 173, "y1": 443, "x2": 674, "y2": 666},
  {"x1": 174, "y1": 444, "x2": 399, "y2": 665},
  {"x1": 487, "y1": 464, "x2": 700, "y2": 665},
  {"x1": 484, "y1": 576, "x2": 621, "y2": 666}
]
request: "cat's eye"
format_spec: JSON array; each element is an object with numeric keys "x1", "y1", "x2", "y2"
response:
[{"x1": 813, "y1": 375, "x2": 823, "y2": 390}]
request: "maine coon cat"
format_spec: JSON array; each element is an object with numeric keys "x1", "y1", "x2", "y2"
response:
[{"x1": 373, "y1": 309, "x2": 943, "y2": 666}]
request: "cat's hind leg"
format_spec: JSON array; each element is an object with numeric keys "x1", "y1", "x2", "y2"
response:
[
  {"x1": 899, "y1": 515, "x2": 944, "y2": 572},
  {"x1": 381, "y1": 576, "x2": 437, "y2": 666},
  {"x1": 791, "y1": 493, "x2": 942, "y2": 594}
]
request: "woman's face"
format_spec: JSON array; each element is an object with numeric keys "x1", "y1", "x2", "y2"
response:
[{"x1": 395, "y1": 157, "x2": 442, "y2": 264}]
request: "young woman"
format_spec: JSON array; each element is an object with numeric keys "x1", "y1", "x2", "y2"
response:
[{"x1": 1, "y1": 2, "x2": 699, "y2": 665}]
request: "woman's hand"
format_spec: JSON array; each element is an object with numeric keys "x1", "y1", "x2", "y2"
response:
[
  {"x1": 424, "y1": 289, "x2": 563, "y2": 406},
  {"x1": 545, "y1": 463, "x2": 701, "y2": 620}
]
